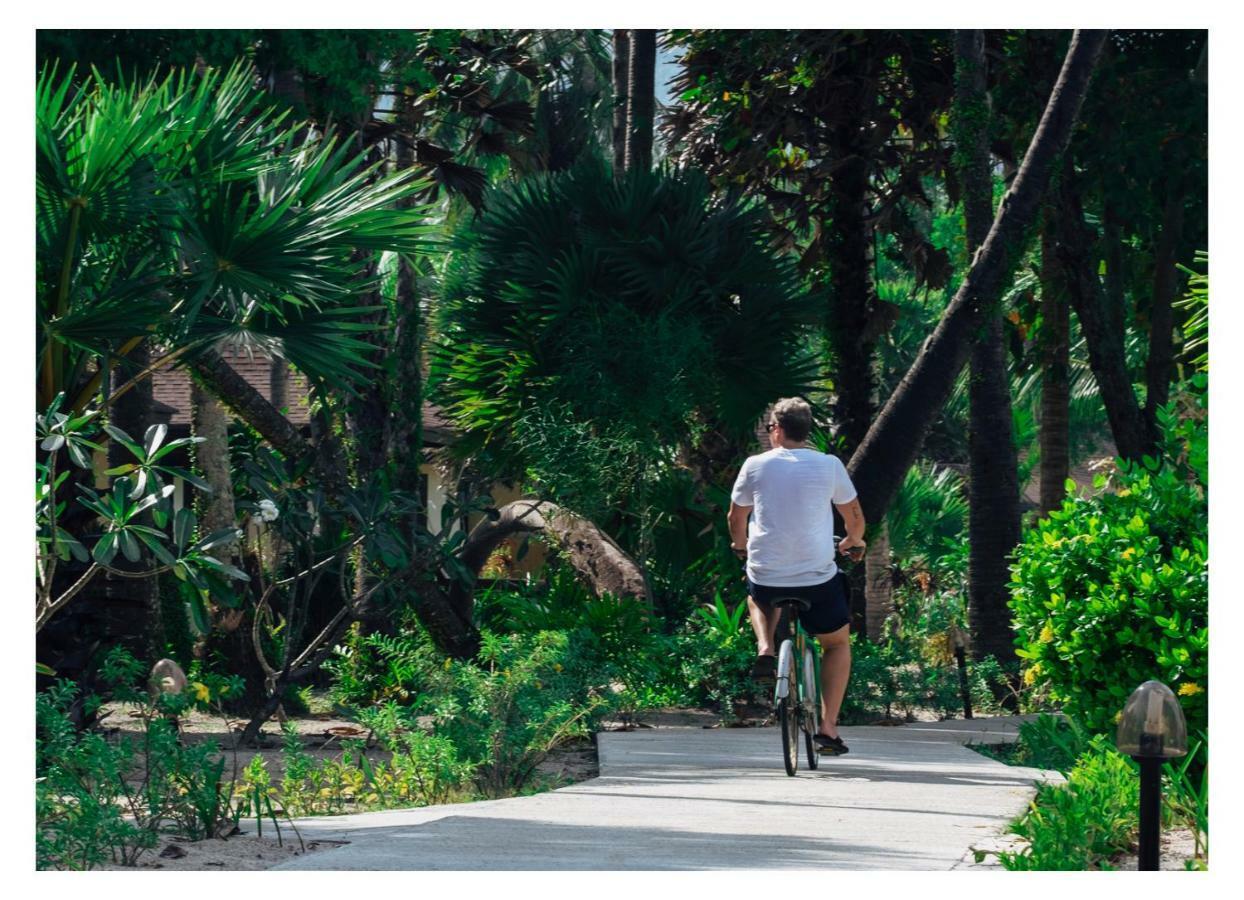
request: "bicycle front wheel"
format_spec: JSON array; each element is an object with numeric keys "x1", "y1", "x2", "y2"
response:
[{"x1": 779, "y1": 696, "x2": 799, "y2": 776}]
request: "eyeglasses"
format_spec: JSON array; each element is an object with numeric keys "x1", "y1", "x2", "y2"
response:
[{"x1": 765, "y1": 422, "x2": 778, "y2": 433}]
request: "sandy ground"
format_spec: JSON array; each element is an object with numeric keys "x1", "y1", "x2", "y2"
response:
[
  {"x1": 98, "y1": 835, "x2": 346, "y2": 871},
  {"x1": 1106, "y1": 827, "x2": 1206, "y2": 871}
]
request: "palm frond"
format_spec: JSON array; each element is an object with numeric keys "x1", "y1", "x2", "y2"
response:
[{"x1": 431, "y1": 162, "x2": 818, "y2": 490}]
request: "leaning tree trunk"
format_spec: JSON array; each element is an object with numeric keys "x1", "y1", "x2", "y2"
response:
[
  {"x1": 1039, "y1": 202, "x2": 1071, "y2": 515},
  {"x1": 624, "y1": 29, "x2": 657, "y2": 172},
  {"x1": 191, "y1": 348, "x2": 349, "y2": 498},
  {"x1": 956, "y1": 29, "x2": 1022, "y2": 671},
  {"x1": 449, "y1": 500, "x2": 651, "y2": 624},
  {"x1": 848, "y1": 30, "x2": 1108, "y2": 525},
  {"x1": 863, "y1": 521, "x2": 893, "y2": 642},
  {"x1": 611, "y1": 29, "x2": 630, "y2": 176},
  {"x1": 1053, "y1": 175, "x2": 1159, "y2": 462}
]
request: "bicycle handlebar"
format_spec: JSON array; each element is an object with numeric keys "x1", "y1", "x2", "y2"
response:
[{"x1": 834, "y1": 534, "x2": 865, "y2": 564}]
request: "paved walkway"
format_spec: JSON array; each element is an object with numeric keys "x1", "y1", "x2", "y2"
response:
[{"x1": 274, "y1": 716, "x2": 1062, "y2": 870}]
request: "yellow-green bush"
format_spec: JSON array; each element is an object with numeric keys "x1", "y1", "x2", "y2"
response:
[{"x1": 1010, "y1": 379, "x2": 1207, "y2": 737}]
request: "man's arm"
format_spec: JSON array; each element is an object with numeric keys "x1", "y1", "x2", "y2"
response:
[
  {"x1": 727, "y1": 501, "x2": 752, "y2": 557},
  {"x1": 834, "y1": 497, "x2": 866, "y2": 558}
]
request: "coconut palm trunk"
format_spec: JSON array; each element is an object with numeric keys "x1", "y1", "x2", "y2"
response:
[
  {"x1": 826, "y1": 138, "x2": 878, "y2": 458},
  {"x1": 624, "y1": 29, "x2": 657, "y2": 172},
  {"x1": 863, "y1": 522, "x2": 893, "y2": 642},
  {"x1": 612, "y1": 29, "x2": 630, "y2": 175},
  {"x1": 190, "y1": 375, "x2": 270, "y2": 709},
  {"x1": 956, "y1": 30, "x2": 1022, "y2": 671}
]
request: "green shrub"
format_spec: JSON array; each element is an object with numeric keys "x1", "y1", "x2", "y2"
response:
[
  {"x1": 278, "y1": 729, "x2": 369, "y2": 817},
  {"x1": 840, "y1": 634, "x2": 965, "y2": 726},
  {"x1": 36, "y1": 681, "x2": 156, "y2": 870},
  {"x1": 1012, "y1": 714, "x2": 1089, "y2": 773},
  {"x1": 477, "y1": 563, "x2": 651, "y2": 667},
  {"x1": 676, "y1": 604, "x2": 755, "y2": 721},
  {"x1": 326, "y1": 617, "x2": 439, "y2": 709},
  {"x1": 423, "y1": 630, "x2": 607, "y2": 799},
  {"x1": 840, "y1": 635, "x2": 964, "y2": 723},
  {"x1": 1009, "y1": 472, "x2": 1207, "y2": 736},
  {"x1": 475, "y1": 563, "x2": 685, "y2": 718},
  {"x1": 998, "y1": 735, "x2": 1139, "y2": 870},
  {"x1": 36, "y1": 648, "x2": 280, "y2": 869},
  {"x1": 1010, "y1": 380, "x2": 1207, "y2": 737},
  {"x1": 385, "y1": 730, "x2": 475, "y2": 807},
  {"x1": 884, "y1": 463, "x2": 968, "y2": 568},
  {"x1": 972, "y1": 714, "x2": 1089, "y2": 772}
]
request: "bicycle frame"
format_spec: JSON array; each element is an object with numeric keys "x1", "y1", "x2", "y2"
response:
[
  {"x1": 774, "y1": 603, "x2": 821, "y2": 774},
  {"x1": 774, "y1": 610, "x2": 819, "y2": 706}
]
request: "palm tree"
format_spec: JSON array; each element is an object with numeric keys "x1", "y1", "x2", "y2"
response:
[
  {"x1": 431, "y1": 162, "x2": 820, "y2": 514},
  {"x1": 36, "y1": 60, "x2": 439, "y2": 649},
  {"x1": 624, "y1": 30, "x2": 657, "y2": 172},
  {"x1": 37, "y1": 61, "x2": 438, "y2": 419},
  {"x1": 612, "y1": 29, "x2": 630, "y2": 172},
  {"x1": 955, "y1": 30, "x2": 1021, "y2": 670}
]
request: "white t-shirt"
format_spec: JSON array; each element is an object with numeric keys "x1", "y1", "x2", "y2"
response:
[{"x1": 730, "y1": 447, "x2": 858, "y2": 587}]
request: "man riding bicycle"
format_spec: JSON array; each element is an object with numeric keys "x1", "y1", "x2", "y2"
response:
[{"x1": 727, "y1": 397, "x2": 866, "y2": 755}]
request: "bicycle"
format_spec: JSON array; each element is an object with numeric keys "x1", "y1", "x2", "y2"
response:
[{"x1": 771, "y1": 539, "x2": 863, "y2": 777}]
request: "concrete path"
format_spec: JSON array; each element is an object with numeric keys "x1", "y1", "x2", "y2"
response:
[{"x1": 274, "y1": 716, "x2": 1062, "y2": 871}]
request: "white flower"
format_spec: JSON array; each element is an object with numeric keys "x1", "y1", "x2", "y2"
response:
[{"x1": 257, "y1": 499, "x2": 279, "y2": 523}]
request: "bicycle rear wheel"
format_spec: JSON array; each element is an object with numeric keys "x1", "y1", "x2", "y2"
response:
[
  {"x1": 779, "y1": 696, "x2": 799, "y2": 776},
  {"x1": 802, "y1": 647, "x2": 819, "y2": 770}
]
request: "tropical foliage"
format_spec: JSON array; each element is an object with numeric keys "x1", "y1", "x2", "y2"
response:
[
  {"x1": 431, "y1": 162, "x2": 818, "y2": 517},
  {"x1": 33, "y1": 28, "x2": 1209, "y2": 872},
  {"x1": 37, "y1": 61, "x2": 436, "y2": 414},
  {"x1": 1010, "y1": 375, "x2": 1208, "y2": 737},
  {"x1": 36, "y1": 399, "x2": 247, "y2": 632}
]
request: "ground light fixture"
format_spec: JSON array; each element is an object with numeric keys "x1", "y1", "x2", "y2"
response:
[{"x1": 1116, "y1": 680, "x2": 1188, "y2": 870}]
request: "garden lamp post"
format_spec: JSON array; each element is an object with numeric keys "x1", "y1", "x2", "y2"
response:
[{"x1": 1116, "y1": 680, "x2": 1187, "y2": 870}]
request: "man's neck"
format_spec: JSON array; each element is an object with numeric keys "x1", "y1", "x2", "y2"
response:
[{"x1": 776, "y1": 440, "x2": 809, "y2": 450}]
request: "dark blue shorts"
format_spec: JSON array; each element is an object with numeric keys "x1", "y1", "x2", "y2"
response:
[{"x1": 748, "y1": 571, "x2": 851, "y2": 636}]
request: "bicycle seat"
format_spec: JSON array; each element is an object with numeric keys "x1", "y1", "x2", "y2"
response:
[{"x1": 772, "y1": 595, "x2": 812, "y2": 611}]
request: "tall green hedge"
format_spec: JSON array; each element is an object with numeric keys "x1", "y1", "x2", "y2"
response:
[{"x1": 1010, "y1": 378, "x2": 1207, "y2": 737}]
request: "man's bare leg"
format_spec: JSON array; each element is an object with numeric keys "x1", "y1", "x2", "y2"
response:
[
  {"x1": 746, "y1": 595, "x2": 781, "y2": 656},
  {"x1": 814, "y1": 624, "x2": 851, "y2": 738}
]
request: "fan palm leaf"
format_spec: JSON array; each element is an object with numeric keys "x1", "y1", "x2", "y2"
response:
[
  {"x1": 36, "y1": 60, "x2": 441, "y2": 412},
  {"x1": 431, "y1": 161, "x2": 818, "y2": 496}
]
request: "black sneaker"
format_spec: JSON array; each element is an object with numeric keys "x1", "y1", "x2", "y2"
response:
[
  {"x1": 815, "y1": 734, "x2": 849, "y2": 755},
  {"x1": 750, "y1": 655, "x2": 777, "y2": 682}
]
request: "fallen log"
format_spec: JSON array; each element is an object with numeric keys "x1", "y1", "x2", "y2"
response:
[{"x1": 450, "y1": 500, "x2": 651, "y2": 622}]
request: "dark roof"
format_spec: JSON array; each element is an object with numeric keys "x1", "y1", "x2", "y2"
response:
[
  {"x1": 152, "y1": 349, "x2": 312, "y2": 425},
  {"x1": 151, "y1": 348, "x2": 456, "y2": 446}
]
